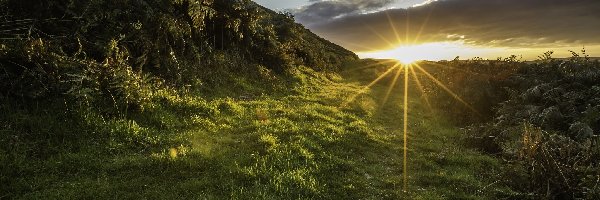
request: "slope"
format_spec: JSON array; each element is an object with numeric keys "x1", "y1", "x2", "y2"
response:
[{"x1": 1, "y1": 59, "x2": 515, "y2": 199}]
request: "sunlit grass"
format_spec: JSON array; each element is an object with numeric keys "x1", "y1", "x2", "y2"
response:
[
  {"x1": 341, "y1": 63, "x2": 401, "y2": 107},
  {"x1": 351, "y1": 63, "x2": 511, "y2": 198},
  {"x1": 341, "y1": 59, "x2": 398, "y2": 73},
  {"x1": 344, "y1": 59, "x2": 480, "y2": 195},
  {"x1": 342, "y1": 58, "x2": 481, "y2": 193},
  {"x1": 381, "y1": 63, "x2": 404, "y2": 107},
  {"x1": 253, "y1": 61, "x2": 483, "y2": 196},
  {"x1": 1, "y1": 60, "x2": 513, "y2": 199}
]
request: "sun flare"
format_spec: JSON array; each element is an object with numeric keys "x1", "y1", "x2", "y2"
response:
[
  {"x1": 357, "y1": 41, "x2": 507, "y2": 61},
  {"x1": 395, "y1": 57, "x2": 419, "y2": 64}
]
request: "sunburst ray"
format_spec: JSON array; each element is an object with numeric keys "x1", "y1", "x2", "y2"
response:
[
  {"x1": 412, "y1": 5, "x2": 435, "y2": 44},
  {"x1": 402, "y1": 63, "x2": 409, "y2": 192},
  {"x1": 423, "y1": 61, "x2": 479, "y2": 75},
  {"x1": 342, "y1": 59, "x2": 398, "y2": 73},
  {"x1": 381, "y1": 62, "x2": 404, "y2": 107},
  {"x1": 342, "y1": 64, "x2": 401, "y2": 107},
  {"x1": 405, "y1": 9, "x2": 410, "y2": 44},
  {"x1": 364, "y1": 23, "x2": 396, "y2": 49},
  {"x1": 413, "y1": 63, "x2": 481, "y2": 115},
  {"x1": 385, "y1": 10, "x2": 403, "y2": 44},
  {"x1": 409, "y1": 66, "x2": 433, "y2": 112}
]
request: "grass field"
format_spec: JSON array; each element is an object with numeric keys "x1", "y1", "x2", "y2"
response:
[{"x1": 2, "y1": 63, "x2": 515, "y2": 199}]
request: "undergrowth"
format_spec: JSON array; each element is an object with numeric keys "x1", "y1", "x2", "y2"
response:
[{"x1": 422, "y1": 52, "x2": 600, "y2": 199}]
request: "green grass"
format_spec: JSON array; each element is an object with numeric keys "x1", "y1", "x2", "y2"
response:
[{"x1": 2, "y1": 64, "x2": 515, "y2": 199}]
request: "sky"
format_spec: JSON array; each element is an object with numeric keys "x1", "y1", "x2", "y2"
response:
[
  {"x1": 255, "y1": 0, "x2": 600, "y2": 61},
  {"x1": 254, "y1": 0, "x2": 429, "y2": 11}
]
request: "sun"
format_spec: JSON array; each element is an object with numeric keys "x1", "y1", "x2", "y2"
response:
[{"x1": 395, "y1": 56, "x2": 419, "y2": 64}]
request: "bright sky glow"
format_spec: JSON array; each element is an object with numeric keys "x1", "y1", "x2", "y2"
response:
[
  {"x1": 357, "y1": 41, "x2": 508, "y2": 61},
  {"x1": 357, "y1": 41, "x2": 599, "y2": 61}
]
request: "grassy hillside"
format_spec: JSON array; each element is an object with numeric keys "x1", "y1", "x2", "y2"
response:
[{"x1": 1, "y1": 57, "x2": 515, "y2": 198}]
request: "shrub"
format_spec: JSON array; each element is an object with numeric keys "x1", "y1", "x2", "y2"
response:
[{"x1": 433, "y1": 54, "x2": 600, "y2": 198}]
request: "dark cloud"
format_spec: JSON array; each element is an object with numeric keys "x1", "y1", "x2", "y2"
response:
[
  {"x1": 302, "y1": 0, "x2": 600, "y2": 51},
  {"x1": 293, "y1": 0, "x2": 395, "y2": 26}
]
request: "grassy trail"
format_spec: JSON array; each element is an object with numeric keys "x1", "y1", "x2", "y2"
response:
[
  {"x1": 363, "y1": 71, "x2": 511, "y2": 199},
  {"x1": 6, "y1": 66, "x2": 513, "y2": 199}
]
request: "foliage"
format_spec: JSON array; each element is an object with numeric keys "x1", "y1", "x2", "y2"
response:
[
  {"x1": 0, "y1": 0, "x2": 357, "y2": 101},
  {"x1": 419, "y1": 58, "x2": 523, "y2": 125},
  {"x1": 425, "y1": 54, "x2": 600, "y2": 198}
]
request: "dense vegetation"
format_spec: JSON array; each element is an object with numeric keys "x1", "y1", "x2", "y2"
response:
[
  {"x1": 420, "y1": 53, "x2": 600, "y2": 199},
  {"x1": 0, "y1": 0, "x2": 357, "y2": 101}
]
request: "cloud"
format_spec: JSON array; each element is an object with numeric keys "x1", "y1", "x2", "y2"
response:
[
  {"x1": 412, "y1": 0, "x2": 437, "y2": 7},
  {"x1": 301, "y1": 0, "x2": 600, "y2": 51},
  {"x1": 293, "y1": 0, "x2": 395, "y2": 26}
]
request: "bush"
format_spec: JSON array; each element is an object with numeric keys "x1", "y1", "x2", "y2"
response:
[
  {"x1": 429, "y1": 54, "x2": 600, "y2": 198},
  {"x1": 420, "y1": 58, "x2": 523, "y2": 125}
]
